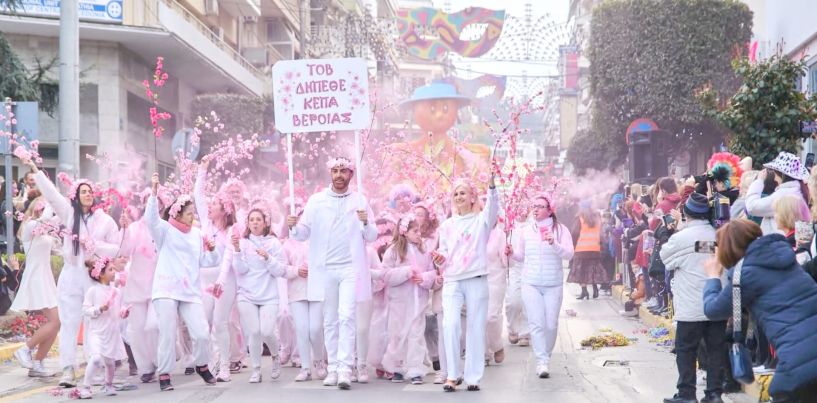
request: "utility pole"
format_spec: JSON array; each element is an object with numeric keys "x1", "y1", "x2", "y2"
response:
[
  {"x1": 299, "y1": 0, "x2": 308, "y2": 59},
  {"x1": 59, "y1": 0, "x2": 80, "y2": 177}
]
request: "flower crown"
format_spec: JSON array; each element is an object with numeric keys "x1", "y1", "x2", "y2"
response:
[
  {"x1": 398, "y1": 213, "x2": 417, "y2": 235},
  {"x1": 90, "y1": 257, "x2": 111, "y2": 280},
  {"x1": 169, "y1": 194, "x2": 193, "y2": 218},
  {"x1": 214, "y1": 192, "x2": 236, "y2": 216},
  {"x1": 326, "y1": 157, "x2": 355, "y2": 171}
]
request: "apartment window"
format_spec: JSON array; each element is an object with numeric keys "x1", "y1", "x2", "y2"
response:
[{"x1": 808, "y1": 62, "x2": 817, "y2": 94}]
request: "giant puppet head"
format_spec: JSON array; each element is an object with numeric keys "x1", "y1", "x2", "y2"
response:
[{"x1": 401, "y1": 82, "x2": 470, "y2": 136}]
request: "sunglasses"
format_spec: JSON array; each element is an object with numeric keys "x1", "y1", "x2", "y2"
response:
[{"x1": 532, "y1": 204, "x2": 550, "y2": 209}]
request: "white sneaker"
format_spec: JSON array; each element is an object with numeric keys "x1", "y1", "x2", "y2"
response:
[
  {"x1": 103, "y1": 384, "x2": 117, "y2": 396},
  {"x1": 28, "y1": 361, "x2": 56, "y2": 378},
  {"x1": 315, "y1": 361, "x2": 328, "y2": 380},
  {"x1": 619, "y1": 309, "x2": 639, "y2": 317},
  {"x1": 350, "y1": 366, "x2": 358, "y2": 383},
  {"x1": 357, "y1": 364, "x2": 369, "y2": 384},
  {"x1": 78, "y1": 386, "x2": 93, "y2": 399},
  {"x1": 59, "y1": 366, "x2": 76, "y2": 388},
  {"x1": 14, "y1": 346, "x2": 33, "y2": 369},
  {"x1": 323, "y1": 371, "x2": 338, "y2": 386},
  {"x1": 433, "y1": 372, "x2": 445, "y2": 384},
  {"x1": 294, "y1": 368, "x2": 311, "y2": 382},
  {"x1": 248, "y1": 369, "x2": 262, "y2": 383},
  {"x1": 337, "y1": 372, "x2": 351, "y2": 390},
  {"x1": 536, "y1": 364, "x2": 550, "y2": 379},
  {"x1": 270, "y1": 356, "x2": 281, "y2": 380},
  {"x1": 216, "y1": 364, "x2": 231, "y2": 382}
]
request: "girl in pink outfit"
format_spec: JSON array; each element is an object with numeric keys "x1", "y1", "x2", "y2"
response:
[
  {"x1": 228, "y1": 209, "x2": 287, "y2": 383},
  {"x1": 368, "y1": 215, "x2": 396, "y2": 379},
  {"x1": 381, "y1": 214, "x2": 443, "y2": 385},
  {"x1": 118, "y1": 203, "x2": 160, "y2": 383},
  {"x1": 79, "y1": 257, "x2": 128, "y2": 399}
]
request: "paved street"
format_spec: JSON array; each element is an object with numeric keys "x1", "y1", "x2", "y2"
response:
[{"x1": 0, "y1": 286, "x2": 753, "y2": 403}]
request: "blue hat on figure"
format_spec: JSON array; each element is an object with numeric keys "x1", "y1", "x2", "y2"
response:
[{"x1": 400, "y1": 81, "x2": 471, "y2": 109}]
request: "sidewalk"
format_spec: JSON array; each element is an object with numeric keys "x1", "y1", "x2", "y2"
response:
[{"x1": 609, "y1": 283, "x2": 771, "y2": 402}]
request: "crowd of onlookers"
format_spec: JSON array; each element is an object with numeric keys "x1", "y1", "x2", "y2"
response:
[{"x1": 605, "y1": 151, "x2": 817, "y2": 403}]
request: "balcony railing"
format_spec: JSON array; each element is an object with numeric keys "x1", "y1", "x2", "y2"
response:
[{"x1": 159, "y1": 0, "x2": 266, "y2": 80}]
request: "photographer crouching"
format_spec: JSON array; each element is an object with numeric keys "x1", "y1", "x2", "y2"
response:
[{"x1": 660, "y1": 193, "x2": 727, "y2": 403}]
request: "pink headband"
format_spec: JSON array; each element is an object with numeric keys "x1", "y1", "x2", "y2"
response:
[{"x1": 535, "y1": 192, "x2": 556, "y2": 212}]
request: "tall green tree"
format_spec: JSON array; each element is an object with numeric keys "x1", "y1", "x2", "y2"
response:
[
  {"x1": 0, "y1": 32, "x2": 58, "y2": 114},
  {"x1": 567, "y1": 0, "x2": 752, "y2": 173},
  {"x1": 697, "y1": 55, "x2": 817, "y2": 168}
]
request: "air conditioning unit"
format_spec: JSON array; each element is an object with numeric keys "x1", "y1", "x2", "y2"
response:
[
  {"x1": 204, "y1": 0, "x2": 219, "y2": 16},
  {"x1": 243, "y1": 15, "x2": 258, "y2": 24}
]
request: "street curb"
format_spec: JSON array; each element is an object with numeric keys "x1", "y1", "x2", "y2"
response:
[
  {"x1": 611, "y1": 286, "x2": 770, "y2": 401},
  {"x1": 611, "y1": 285, "x2": 676, "y2": 339},
  {"x1": 0, "y1": 342, "x2": 24, "y2": 363}
]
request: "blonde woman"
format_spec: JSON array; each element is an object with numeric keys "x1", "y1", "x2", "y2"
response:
[
  {"x1": 772, "y1": 195, "x2": 808, "y2": 249},
  {"x1": 12, "y1": 197, "x2": 60, "y2": 377},
  {"x1": 730, "y1": 170, "x2": 759, "y2": 220}
]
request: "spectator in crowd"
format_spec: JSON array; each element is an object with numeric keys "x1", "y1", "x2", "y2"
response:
[
  {"x1": 660, "y1": 193, "x2": 726, "y2": 403},
  {"x1": 703, "y1": 219, "x2": 817, "y2": 402}
]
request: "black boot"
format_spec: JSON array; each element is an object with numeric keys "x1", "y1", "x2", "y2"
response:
[
  {"x1": 576, "y1": 287, "x2": 589, "y2": 300},
  {"x1": 195, "y1": 365, "x2": 217, "y2": 385},
  {"x1": 663, "y1": 394, "x2": 697, "y2": 403},
  {"x1": 592, "y1": 284, "x2": 599, "y2": 299}
]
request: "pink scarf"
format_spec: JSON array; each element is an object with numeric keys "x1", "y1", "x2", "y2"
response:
[{"x1": 169, "y1": 217, "x2": 192, "y2": 234}]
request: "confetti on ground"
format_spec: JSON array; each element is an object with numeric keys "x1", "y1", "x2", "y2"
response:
[
  {"x1": 580, "y1": 329, "x2": 631, "y2": 350},
  {"x1": 565, "y1": 309, "x2": 577, "y2": 317},
  {"x1": 648, "y1": 325, "x2": 674, "y2": 347}
]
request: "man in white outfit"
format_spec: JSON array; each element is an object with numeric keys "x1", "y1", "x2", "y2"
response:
[{"x1": 287, "y1": 157, "x2": 378, "y2": 390}]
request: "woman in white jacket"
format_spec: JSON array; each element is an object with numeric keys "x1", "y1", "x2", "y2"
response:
[
  {"x1": 146, "y1": 172, "x2": 220, "y2": 391},
  {"x1": 228, "y1": 208, "x2": 287, "y2": 383},
  {"x1": 434, "y1": 176, "x2": 498, "y2": 392},
  {"x1": 507, "y1": 193, "x2": 574, "y2": 379},
  {"x1": 745, "y1": 152, "x2": 810, "y2": 235},
  {"x1": 19, "y1": 158, "x2": 121, "y2": 388}
]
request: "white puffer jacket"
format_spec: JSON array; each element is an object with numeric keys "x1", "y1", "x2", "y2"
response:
[{"x1": 511, "y1": 218, "x2": 574, "y2": 287}]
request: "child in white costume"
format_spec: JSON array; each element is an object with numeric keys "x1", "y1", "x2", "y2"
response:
[{"x1": 79, "y1": 258, "x2": 128, "y2": 399}]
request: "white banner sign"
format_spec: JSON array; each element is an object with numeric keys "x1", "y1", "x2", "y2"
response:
[
  {"x1": 272, "y1": 58, "x2": 371, "y2": 133},
  {"x1": 0, "y1": 0, "x2": 124, "y2": 24}
]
